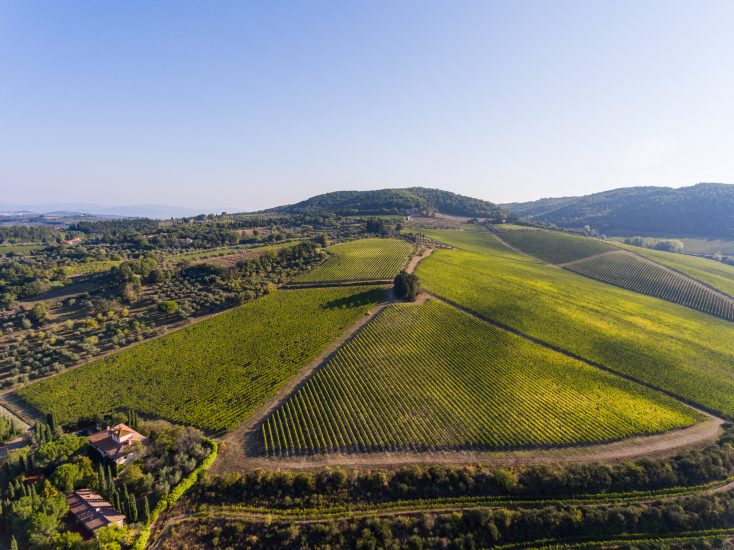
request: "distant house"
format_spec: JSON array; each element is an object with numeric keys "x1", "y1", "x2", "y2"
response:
[
  {"x1": 88, "y1": 423, "x2": 150, "y2": 465},
  {"x1": 61, "y1": 237, "x2": 83, "y2": 245},
  {"x1": 67, "y1": 489, "x2": 125, "y2": 536}
]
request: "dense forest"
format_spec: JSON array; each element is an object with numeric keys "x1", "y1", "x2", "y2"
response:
[
  {"x1": 267, "y1": 187, "x2": 511, "y2": 219},
  {"x1": 503, "y1": 183, "x2": 734, "y2": 238}
]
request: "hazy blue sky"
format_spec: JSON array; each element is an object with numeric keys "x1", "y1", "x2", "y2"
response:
[{"x1": 1, "y1": 1, "x2": 733, "y2": 212}]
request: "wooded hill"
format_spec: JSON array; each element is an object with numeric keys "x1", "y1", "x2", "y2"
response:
[
  {"x1": 266, "y1": 187, "x2": 510, "y2": 219},
  {"x1": 503, "y1": 183, "x2": 734, "y2": 238}
]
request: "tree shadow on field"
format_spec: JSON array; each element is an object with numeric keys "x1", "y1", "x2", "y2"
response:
[{"x1": 322, "y1": 287, "x2": 387, "y2": 310}]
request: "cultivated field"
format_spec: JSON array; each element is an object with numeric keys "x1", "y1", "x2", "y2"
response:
[
  {"x1": 498, "y1": 230, "x2": 615, "y2": 264},
  {"x1": 612, "y1": 242, "x2": 734, "y2": 298},
  {"x1": 416, "y1": 227, "x2": 734, "y2": 419},
  {"x1": 16, "y1": 286, "x2": 385, "y2": 432},
  {"x1": 261, "y1": 299, "x2": 700, "y2": 456},
  {"x1": 62, "y1": 259, "x2": 123, "y2": 276},
  {"x1": 565, "y1": 251, "x2": 734, "y2": 322},
  {"x1": 294, "y1": 238, "x2": 413, "y2": 283}
]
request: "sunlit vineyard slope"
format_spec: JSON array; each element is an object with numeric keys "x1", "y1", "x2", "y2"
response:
[
  {"x1": 17, "y1": 286, "x2": 384, "y2": 432},
  {"x1": 294, "y1": 238, "x2": 413, "y2": 283},
  {"x1": 262, "y1": 299, "x2": 700, "y2": 455}
]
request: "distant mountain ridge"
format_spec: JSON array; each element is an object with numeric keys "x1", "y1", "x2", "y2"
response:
[
  {"x1": 503, "y1": 183, "x2": 734, "y2": 238},
  {"x1": 0, "y1": 203, "x2": 213, "y2": 219},
  {"x1": 266, "y1": 187, "x2": 510, "y2": 219}
]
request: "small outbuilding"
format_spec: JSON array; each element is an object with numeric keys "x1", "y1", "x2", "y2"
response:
[{"x1": 67, "y1": 489, "x2": 125, "y2": 536}]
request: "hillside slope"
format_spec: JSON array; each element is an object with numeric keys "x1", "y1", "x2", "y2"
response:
[
  {"x1": 503, "y1": 183, "x2": 734, "y2": 238},
  {"x1": 267, "y1": 187, "x2": 510, "y2": 219}
]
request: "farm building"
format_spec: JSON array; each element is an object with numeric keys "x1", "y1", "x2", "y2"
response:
[
  {"x1": 67, "y1": 489, "x2": 125, "y2": 536},
  {"x1": 88, "y1": 423, "x2": 150, "y2": 465}
]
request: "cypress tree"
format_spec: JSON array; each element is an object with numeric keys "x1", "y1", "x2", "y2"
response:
[
  {"x1": 47, "y1": 412, "x2": 56, "y2": 433},
  {"x1": 142, "y1": 495, "x2": 150, "y2": 524},
  {"x1": 8, "y1": 483, "x2": 14, "y2": 499},
  {"x1": 128, "y1": 494, "x2": 138, "y2": 523},
  {"x1": 98, "y1": 463, "x2": 106, "y2": 491},
  {"x1": 113, "y1": 492, "x2": 122, "y2": 513}
]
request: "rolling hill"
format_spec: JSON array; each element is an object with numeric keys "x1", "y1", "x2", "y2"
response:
[
  {"x1": 502, "y1": 183, "x2": 734, "y2": 238},
  {"x1": 266, "y1": 187, "x2": 511, "y2": 219}
]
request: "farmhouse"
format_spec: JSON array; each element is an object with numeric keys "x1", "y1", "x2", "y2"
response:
[
  {"x1": 66, "y1": 489, "x2": 125, "y2": 536},
  {"x1": 88, "y1": 423, "x2": 150, "y2": 465},
  {"x1": 61, "y1": 237, "x2": 83, "y2": 245}
]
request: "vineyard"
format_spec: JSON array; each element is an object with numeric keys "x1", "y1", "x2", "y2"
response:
[
  {"x1": 498, "y1": 230, "x2": 615, "y2": 264},
  {"x1": 294, "y1": 238, "x2": 413, "y2": 283},
  {"x1": 416, "y1": 226, "x2": 734, "y2": 419},
  {"x1": 261, "y1": 299, "x2": 700, "y2": 456},
  {"x1": 16, "y1": 286, "x2": 385, "y2": 432},
  {"x1": 62, "y1": 259, "x2": 123, "y2": 276},
  {"x1": 612, "y1": 241, "x2": 734, "y2": 298},
  {"x1": 565, "y1": 251, "x2": 734, "y2": 322}
]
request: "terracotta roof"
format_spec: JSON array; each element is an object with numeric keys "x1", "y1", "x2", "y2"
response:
[
  {"x1": 88, "y1": 423, "x2": 150, "y2": 463},
  {"x1": 67, "y1": 489, "x2": 125, "y2": 533}
]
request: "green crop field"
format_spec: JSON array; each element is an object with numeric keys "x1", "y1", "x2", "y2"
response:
[
  {"x1": 294, "y1": 238, "x2": 413, "y2": 283},
  {"x1": 17, "y1": 286, "x2": 385, "y2": 432},
  {"x1": 62, "y1": 259, "x2": 123, "y2": 276},
  {"x1": 0, "y1": 244, "x2": 44, "y2": 255},
  {"x1": 611, "y1": 242, "x2": 734, "y2": 298},
  {"x1": 565, "y1": 251, "x2": 734, "y2": 322},
  {"x1": 498, "y1": 230, "x2": 615, "y2": 264},
  {"x1": 416, "y1": 226, "x2": 734, "y2": 419},
  {"x1": 262, "y1": 299, "x2": 700, "y2": 455}
]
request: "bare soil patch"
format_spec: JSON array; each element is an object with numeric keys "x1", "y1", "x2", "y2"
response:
[{"x1": 216, "y1": 411, "x2": 723, "y2": 473}]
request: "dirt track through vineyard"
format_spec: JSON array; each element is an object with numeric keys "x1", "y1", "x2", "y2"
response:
[{"x1": 214, "y1": 241, "x2": 726, "y2": 474}]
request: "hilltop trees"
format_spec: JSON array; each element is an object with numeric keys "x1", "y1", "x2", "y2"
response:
[{"x1": 394, "y1": 271, "x2": 420, "y2": 301}]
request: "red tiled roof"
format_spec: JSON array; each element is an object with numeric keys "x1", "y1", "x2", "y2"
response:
[
  {"x1": 88, "y1": 423, "x2": 150, "y2": 462},
  {"x1": 67, "y1": 489, "x2": 125, "y2": 533}
]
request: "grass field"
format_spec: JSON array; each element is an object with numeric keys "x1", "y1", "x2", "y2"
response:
[
  {"x1": 294, "y1": 238, "x2": 413, "y2": 283},
  {"x1": 498, "y1": 230, "x2": 615, "y2": 264},
  {"x1": 565, "y1": 251, "x2": 734, "y2": 322},
  {"x1": 17, "y1": 286, "x2": 385, "y2": 432},
  {"x1": 611, "y1": 242, "x2": 734, "y2": 298},
  {"x1": 416, "y1": 227, "x2": 734, "y2": 419},
  {"x1": 262, "y1": 299, "x2": 700, "y2": 455}
]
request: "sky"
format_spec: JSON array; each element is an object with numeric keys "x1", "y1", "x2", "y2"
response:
[{"x1": 1, "y1": 0, "x2": 733, "y2": 212}]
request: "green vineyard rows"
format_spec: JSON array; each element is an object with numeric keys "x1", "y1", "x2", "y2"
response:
[
  {"x1": 565, "y1": 251, "x2": 734, "y2": 322},
  {"x1": 17, "y1": 286, "x2": 385, "y2": 432},
  {"x1": 612, "y1": 241, "x2": 734, "y2": 298},
  {"x1": 261, "y1": 299, "x2": 699, "y2": 456},
  {"x1": 498, "y1": 230, "x2": 615, "y2": 264},
  {"x1": 294, "y1": 238, "x2": 413, "y2": 283},
  {"x1": 416, "y1": 226, "x2": 734, "y2": 419}
]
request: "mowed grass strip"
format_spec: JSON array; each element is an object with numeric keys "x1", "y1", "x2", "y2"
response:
[
  {"x1": 612, "y1": 242, "x2": 734, "y2": 298},
  {"x1": 416, "y1": 227, "x2": 734, "y2": 419},
  {"x1": 565, "y1": 251, "x2": 734, "y2": 322},
  {"x1": 262, "y1": 299, "x2": 700, "y2": 455},
  {"x1": 499, "y1": 230, "x2": 615, "y2": 264},
  {"x1": 17, "y1": 286, "x2": 385, "y2": 432},
  {"x1": 294, "y1": 238, "x2": 413, "y2": 283}
]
